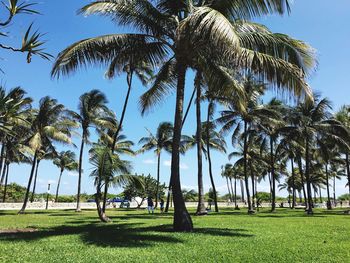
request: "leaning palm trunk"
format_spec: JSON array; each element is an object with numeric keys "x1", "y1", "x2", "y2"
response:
[
  {"x1": 30, "y1": 159, "x2": 40, "y2": 203},
  {"x1": 226, "y1": 177, "x2": 232, "y2": 202},
  {"x1": 325, "y1": 164, "x2": 332, "y2": 209},
  {"x1": 243, "y1": 121, "x2": 253, "y2": 213},
  {"x1": 19, "y1": 151, "x2": 38, "y2": 214},
  {"x1": 76, "y1": 136, "x2": 85, "y2": 212},
  {"x1": 0, "y1": 157, "x2": 7, "y2": 192},
  {"x1": 55, "y1": 169, "x2": 64, "y2": 202},
  {"x1": 195, "y1": 73, "x2": 206, "y2": 216},
  {"x1": 95, "y1": 179, "x2": 111, "y2": 222},
  {"x1": 2, "y1": 163, "x2": 9, "y2": 202},
  {"x1": 206, "y1": 102, "x2": 218, "y2": 212},
  {"x1": 171, "y1": 62, "x2": 193, "y2": 231},
  {"x1": 155, "y1": 153, "x2": 161, "y2": 209},
  {"x1": 229, "y1": 177, "x2": 234, "y2": 205},
  {"x1": 0, "y1": 143, "x2": 5, "y2": 186},
  {"x1": 102, "y1": 180, "x2": 109, "y2": 213},
  {"x1": 270, "y1": 137, "x2": 276, "y2": 212}
]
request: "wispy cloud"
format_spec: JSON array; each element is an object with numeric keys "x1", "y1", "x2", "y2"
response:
[
  {"x1": 68, "y1": 171, "x2": 79, "y2": 177},
  {"x1": 143, "y1": 159, "x2": 156, "y2": 164},
  {"x1": 163, "y1": 160, "x2": 189, "y2": 170}
]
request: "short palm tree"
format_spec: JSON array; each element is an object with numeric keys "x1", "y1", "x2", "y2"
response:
[
  {"x1": 53, "y1": 151, "x2": 78, "y2": 202},
  {"x1": 138, "y1": 122, "x2": 173, "y2": 209},
  {"x1": 73, "y1": 90, "x2": 111, "y2": 212},
  {"x1": 18, "y1": 96, "x2": 76, "y2": 214},
  {"x1": 89, "y1": 145, "x2": 140, "y2": 222}
]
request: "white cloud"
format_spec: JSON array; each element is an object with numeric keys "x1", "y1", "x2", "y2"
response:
[
  {"x1": 68, "y1": 171, "x2": 79, "y2": 177},
  {"x1": 143, "y1": 159, "x2": 156, "y2": 164},
  {"x1": 163, "y1": 160, "x2": 189, "y2": 170}
]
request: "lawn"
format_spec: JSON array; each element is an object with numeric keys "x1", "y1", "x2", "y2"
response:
[{"x1": 0, "y1": 208, "x2": 349, "y2": 263}]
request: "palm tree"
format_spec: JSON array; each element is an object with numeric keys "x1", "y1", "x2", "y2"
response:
[
  {"x1": 51, "y1": 0, "x2": 315, "y2": 231},
  {"x1": 18, "y1": 96, "x2": 76, "y2": 214},
  {"x1": 138, "y1": 122, "x2": 173, "y2": 209},
  {"x1": 53, "y1": 151, "x2": 78, "y2": 202},
  {"x1": 95, "y1": 116, "x2": 135, "y2": 212},
  {"x1": 73, "y1": 90, "x2": 111, "y2": 212},
  {"x1": 89, "y1": 145, "x2": 140, "y2": 222}
]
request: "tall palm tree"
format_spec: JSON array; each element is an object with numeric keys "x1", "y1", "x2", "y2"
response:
[
  {"x1": 138, "y1": 122, "x2": 173, "y2": 209},
  {"x1": 51, "y1": 0, "x2": 316, "y2": 231},
  {"x1": 53, "y1": 151, "x2": 78, "y2": 202},
  {"x1": 73, "y1": 90, "x2": 111, "y2": 212},
  {"x1": 18, "y1": 97, "x2": 76, "y2": 214}
]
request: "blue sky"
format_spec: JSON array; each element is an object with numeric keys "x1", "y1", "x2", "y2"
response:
[{"x1": 2, "y1": 0, "x2": 350, "y2": 197}]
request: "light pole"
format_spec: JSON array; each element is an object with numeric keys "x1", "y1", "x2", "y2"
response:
[{"x1": 46, "y1": 183, "x2": 51, "y2": 210}]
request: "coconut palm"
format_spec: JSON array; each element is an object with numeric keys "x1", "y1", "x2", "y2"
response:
[
  {"x1": 95, "y1": 116, "x2": 135, "y2": 212},
  {"x1": 51, "y1": 0, "x2": 315, "y2": 231},
  {"x1": 72, "y1": 90, "x2": 111, "y2": 212},
  {"x1": 18, "y1": 96, "x2": 76, "y2": 214},
  {"x1": 89, "y1": 145, "x2": 140, "y2": 222},
  {"x1": 138, "y1": 122, "x2": 173, "y2": 209},
  {"x1": 53, "y1": 151, "x2": 78, "y2": 202}
]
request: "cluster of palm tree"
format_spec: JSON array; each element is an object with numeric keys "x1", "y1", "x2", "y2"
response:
[{"x1": 219, "y1": 81, "x2": 350, "y2": 215}]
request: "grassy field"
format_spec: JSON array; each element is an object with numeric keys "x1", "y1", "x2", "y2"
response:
[{"x1": 0, "y1": 208, "x2": 349, "y2": 263}]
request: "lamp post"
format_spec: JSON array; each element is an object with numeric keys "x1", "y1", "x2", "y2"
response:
[{"x1": 46, "y1": 183, "x2": 51, "y2": 210}]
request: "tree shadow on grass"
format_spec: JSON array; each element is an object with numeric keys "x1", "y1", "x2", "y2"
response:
[{"x1": 0, "y1": 223, "x2": 253, "y2": 248}]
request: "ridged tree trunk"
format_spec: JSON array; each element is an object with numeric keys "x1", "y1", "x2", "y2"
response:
[
  {"x1": 155, "y1": 152, "x2": 161, "y2": 209},
  {"x1": 95, "y1": 179, "x2": 110, "y2": 222},
  {"x1": 2, "y1": 163, "x2": 9, "y2": 202},
  {"x1": 206, "y1": 102, "x2": 218, "y2": 212},
  {"x1": 171, "y1": 62, "x2": 193, "y2": 231},
  {"x1": 19, "y1": 151, "x2": 38, "y2": 214},
  {"x1": 76, "y1": 134, "x2": 85, "y2": 212},
  {"x1": 325, "y1": 164, "x2": 331, "y2": 209},
  {"x1": 243, "y1": 121, "x2": 253, "y2": 213},
  {"x1": 270, "y1": 137, "x2": 276, "y2": 212},
  {"x1": 304, "y1": 136, "x2": 313, "y2": 214},
  {"x1": 30, "y1": 159, "x2": 40, "y2": 203},
  {"x1": 195, "y1": 73, "x2": 206, "y2": 216},
  {"x1": 0, "y1": 157, "x2": 7, "y2": 193},
  {"x1": 346, "y1": 153, "x2": 350, "y2": 207},
  {"x1": 55, "y1": 168, "x2": 64, "y2": 202},
  {"x1": 240, "y1": 179, "x2": 245, "y2": 203},
  {"x1": 291, "y1": 159, "x2": 296, "y2": 209},
  {"x1": 102, "y1": 180, "x2": 109, "y2": 213}
]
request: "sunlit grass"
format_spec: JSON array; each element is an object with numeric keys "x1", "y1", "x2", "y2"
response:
[{"x1": 0, "y1": 208, "x2": 349, "y2": 262}]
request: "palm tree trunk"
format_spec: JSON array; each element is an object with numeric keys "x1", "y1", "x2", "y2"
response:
[
  {"x1": 206, "y1": 101, "x2": 218, "y2": 212},
  {"x1": 234, "y1": 177, "x2": 237, "y2": 208},
  {"x1": 0, "y1": 158, "x2": 7, "y2": 194},
  {"x1": 165, "y1": 181, "x2": 171, "y2": 213},
  {"x1": 195, "y1": 72, "x2": 206, "y2": 216},
  {"x1": 346, "y1": 153, "x2": 350, "y2": 207},
  {"x1": 333, "y1": 175, "x2": 336, "y2": 207},
  {"x1": 304, "y1": 136, "x2": 313, "y2": 214},
  {"x1": 243, "y1": 121, "x2": 253, "y2": 213},
  {"x1": 0, "y1": 143, "x2": 5, "y2": 186},
  {"x1": 240, "y1": 179, "x2": 245, "y2": 202},
  {"x1": 171, "y1": 62, "x2": 193, "y2": 231},
  {"x1": 270, "y1": 137, "x2": 276, "y2": 212},
  {"x1": 291, "y1": 159, "x2": 296, "y2": 209},
  {"x1": 154, "y1": 152, "x2": 161, "y2": 209},
  {"x1": 18, "y1": 151, "x2": 38, "y2": 214},
  {"x1": 298, "y1": 156, "x2": 308, "y2": 209},
  {"x1": 226, "y1": 177, "x2": 232, "y2": 202},
  {"x1": 325, "y1": 164, "x2": 331, "y2": 209},
  {"x1": 319, "y1": 186, "x2": 322, "y2": 203},
  {"x1": 76, "y1": 135, "x2": 85, "y2": 212},
  {"x1": 250, "y1": 162, "x2": 255, "y2": 209},
  {"x1": 30, "y1": 159, "x2": 40, "y2": 203},
  {"x1": 111, "y1": 71, "x2": 133, "y2": 151},
  {"x1": 229, "y1": 177, "x2": 234, "y2": 204},
  {"x1": 95, "y1": 180, "x2": 110, "y2": 222},
  {"x1": 182, "y1": 86, "x2": 196, "y2": 127},
  {"x1": 102, "y1": 180, "x2": 109, "y2": 213},
  {"x1": 55, "y1": 169, "x2": 64, "y2": 202},
  {"x1": 2, "y1": 163, "x2": 9, "y2": 202}
]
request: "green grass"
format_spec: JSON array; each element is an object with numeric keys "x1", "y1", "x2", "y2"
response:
[{"x1": 0, "y1": 208, "x2": 349, "y2": 262}]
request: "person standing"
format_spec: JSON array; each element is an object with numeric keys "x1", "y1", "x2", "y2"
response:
[{"x1": 147, "y1": 197, "x2": 154, "y2": 214}]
